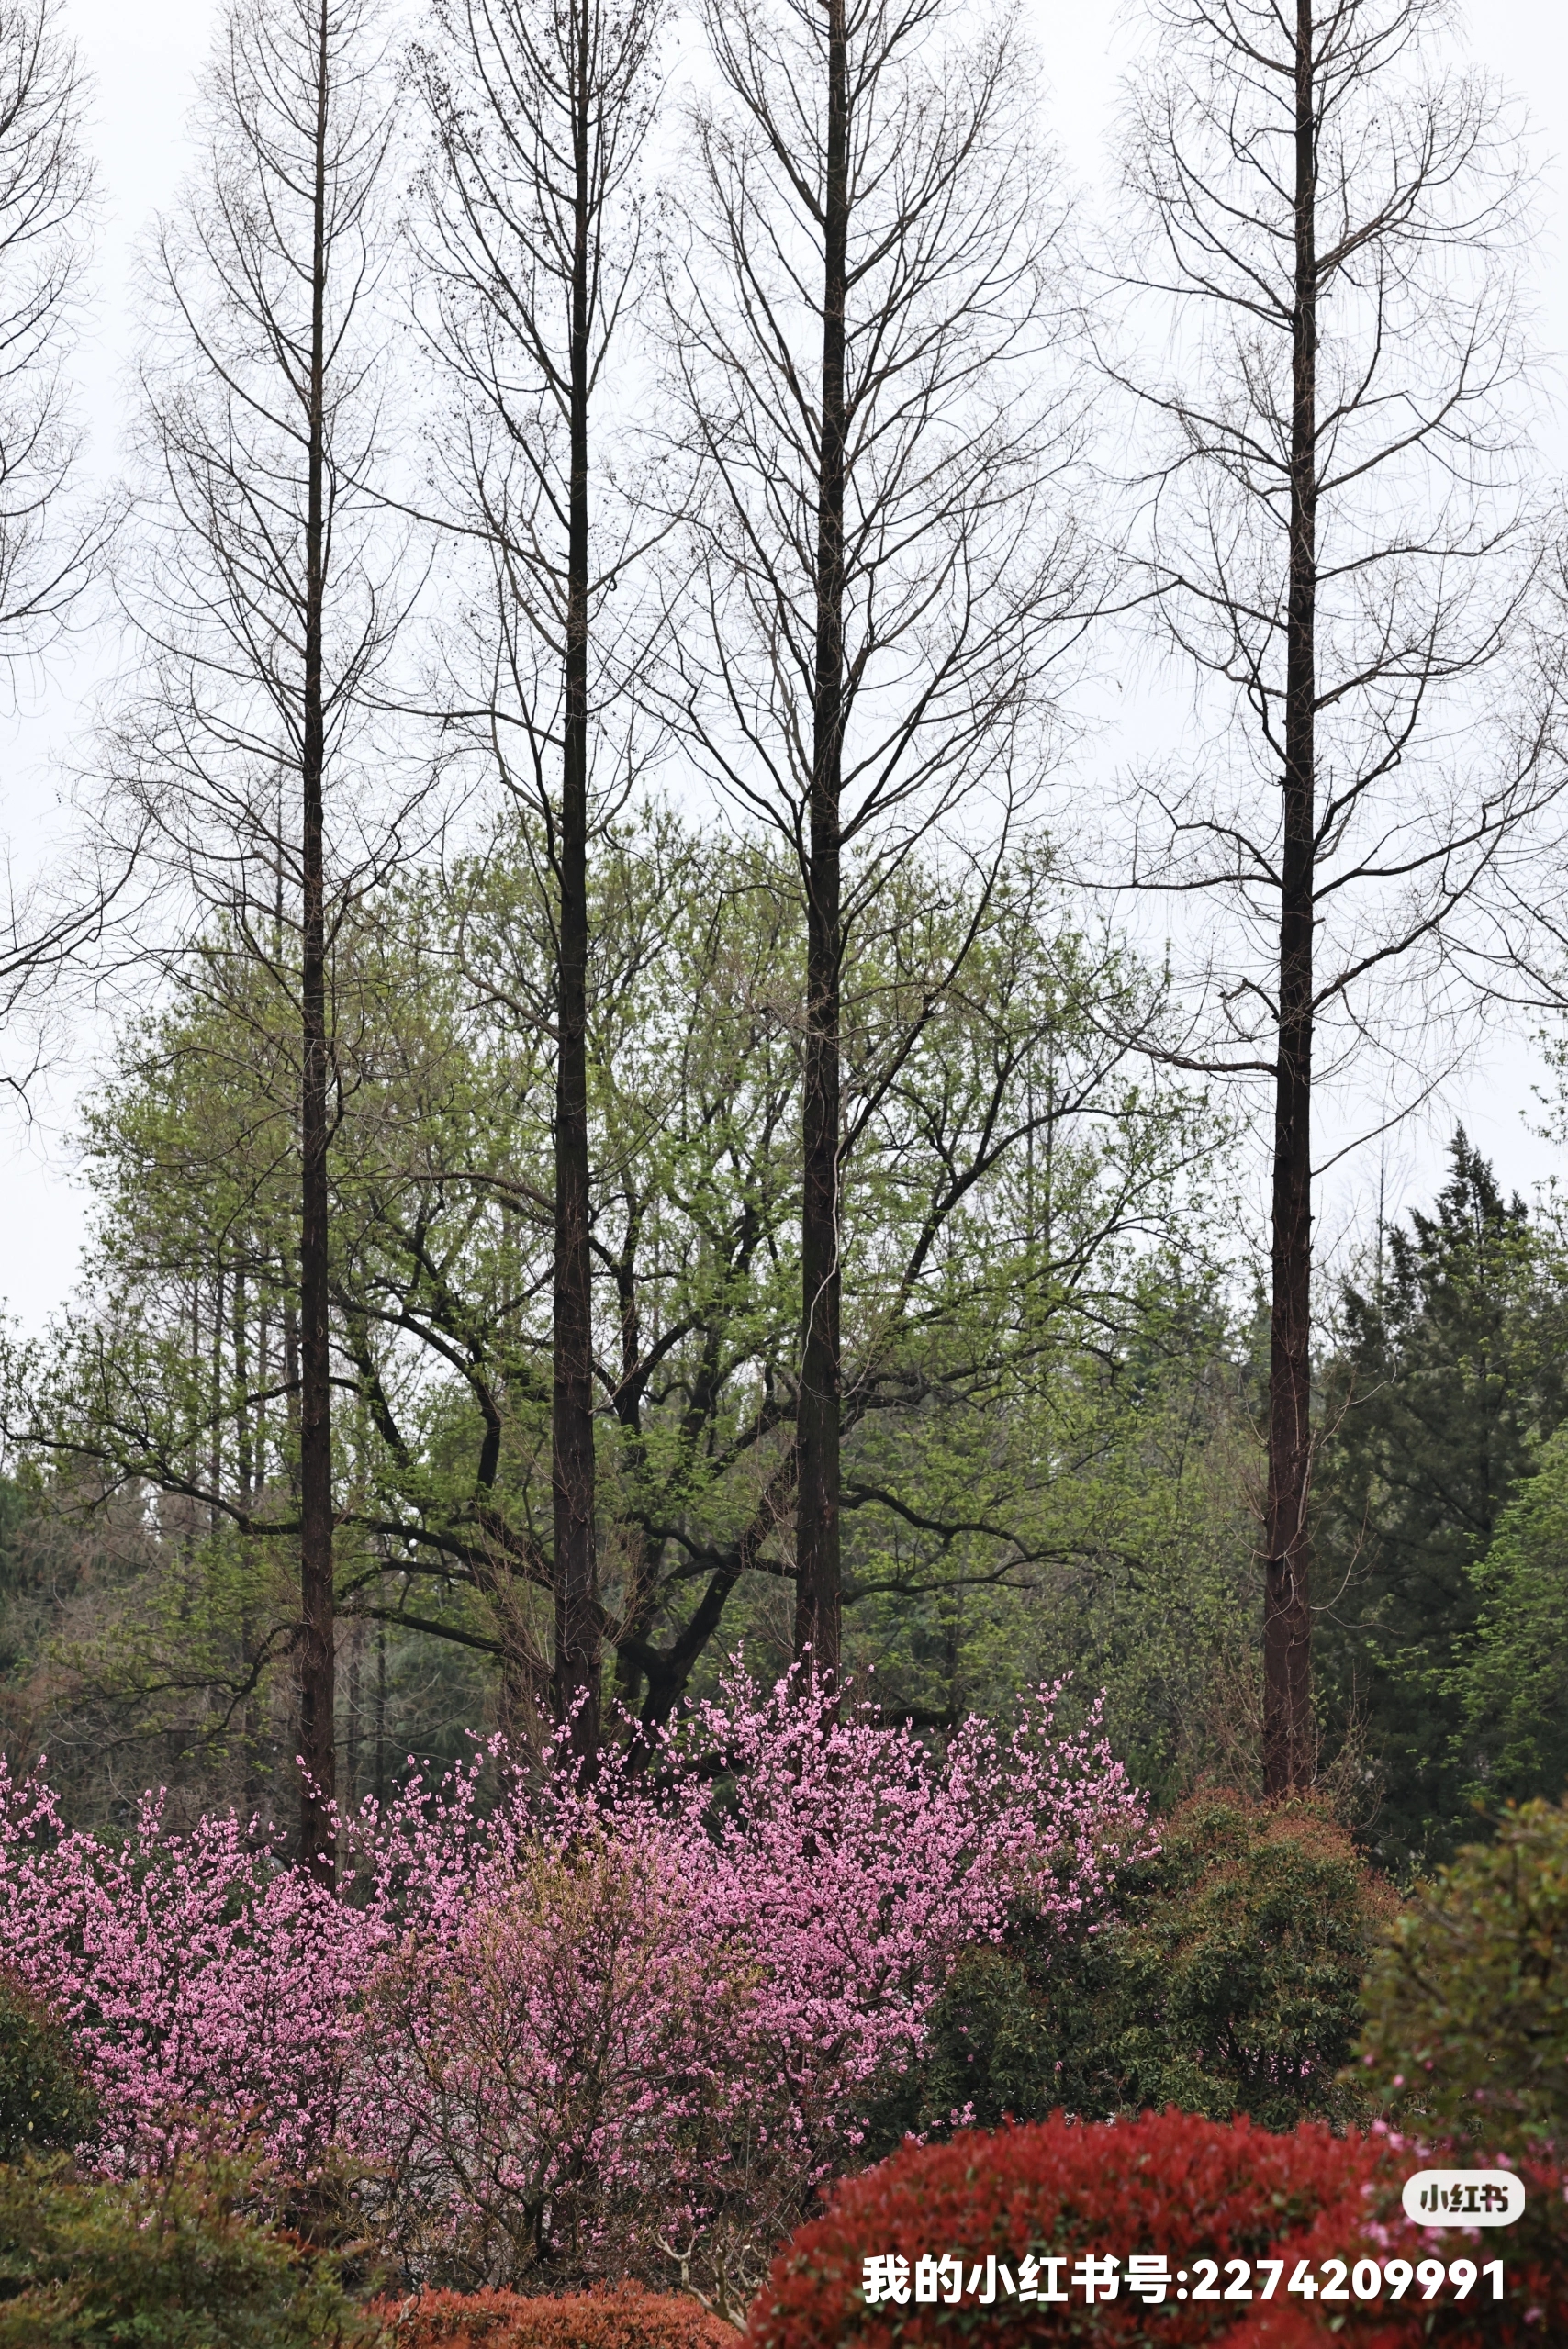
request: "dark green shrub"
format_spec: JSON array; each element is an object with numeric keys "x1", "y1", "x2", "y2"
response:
[
  {"x1": 0, "y1": 2154, "x2": 378, "y2": 2347},
  {"x1": 0, "y1": 1975, "x2": 95, "y2": 2163},
  {"x1": 1354, "y1": 1795, "x2": 1568, "y2": 2151},
  {"x1": 885, "y1": 1790, "x2": 1384, "y2": 2140}
]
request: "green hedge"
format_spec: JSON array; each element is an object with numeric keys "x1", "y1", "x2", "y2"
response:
[{"x1": 0, "y1": 1975, "x2": 95, "y2": 2164}]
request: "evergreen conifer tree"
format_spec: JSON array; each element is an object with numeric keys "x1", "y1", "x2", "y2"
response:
[{"x1": 1317, "y1": 1133, "x2": 1568, "y2": 1869}]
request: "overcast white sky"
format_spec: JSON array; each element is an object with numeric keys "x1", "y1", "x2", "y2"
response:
[{"x1": 1, "y1": 0, "x2": 1565, "y2": 1335}]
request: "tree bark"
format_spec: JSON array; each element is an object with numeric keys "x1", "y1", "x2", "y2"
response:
[
  {"x1": 297, "y1": 0, "x2": 337, "y2": 1874},
  {"x1": 794, "y1": 0, "x2": 849, "y2": 1688},
  {"x1": 552, "y1": 0, "x2": 601, "y2": 1772},
  {"x1": 1262, "y1": 0, "x2": 1317, "y2": 1797}
]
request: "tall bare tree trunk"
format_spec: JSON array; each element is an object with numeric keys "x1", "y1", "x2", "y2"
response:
[
  {"x1": 122, "y1": 0, "x2": 398, "y2": 1848},
  {"x1": 794, "y1": 0, "x2": 848, "y2": 1686},
  {"x1": 417, "y1": 0, "x2": 664, "y2": 1768},
  {"x1": 671, "y1": 0, "x2": 1087, "y2": 1702},
  {"x1": 1112, "y1": 0, "x2": 1537, "y2": 1798},
  {"x1": 1263, "y1": 0, "x2": 1317, "y2": 1797},
  {"x1": 550, "y1": 6, "x2": 600, "y2": 1771},
  {"x1": 297, "y1": 0, "x2": 336, "y2": 1874}
]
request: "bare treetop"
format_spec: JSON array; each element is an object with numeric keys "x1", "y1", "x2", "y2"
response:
[
  {"x1": 0, "y1": 0, "x2": 105, "y2": 674},
  {"x1": 666, "y1": 0, "x2": 1095, "y2": 894},
  {"x1": 1102, "y1": 0, "x2": 1551, "y2": 1796},
  {"x1": 1108, "y1": 0, "x2": 1543, "y2": 1102},
  {"x1": 118, "y1": 0, "x2": 416, "y2": 946}
]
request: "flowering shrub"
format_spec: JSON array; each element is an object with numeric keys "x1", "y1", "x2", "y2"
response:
[
  {"x1": 353, "y1": 1836, "x2": 762, "y2": 2282},
  {"x1": 0, "y1": 1773, "x2": 378, "y2": 2171},
  {"x1": 344, "y1": 1672, "x2": 1145, "y2": 2285},
  {"x1": 376, "y1": 2285, "x2": 739, "y2": 2348},
  {"x1": 587, "y1": 1673, "x2": 1147, "y2": 2164},
  {"x1": 0, "y1": 1671, "x2": 1144, "y2": 2286},
  {"x1": 744, "y1": 2109, "x2": 1401, "y2": 2346}
]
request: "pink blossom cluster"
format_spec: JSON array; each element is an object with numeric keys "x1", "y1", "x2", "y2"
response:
[
  {"x1": 346, "y1": 1829, "x2": 756, "y2": 2273},
  {"x1": 0, "y1": 1771, "x2": 379, "y2": 2171},
  {"x1": 341, "y1": 1673, "x2": 1148, "y2": 2269},
  {"x1": 0, "y1": 1670, "x2": 1147, "y2": 2260},
  {"x1": 577, "y1": 1673, "x2": 1147, "y2": 2148}
]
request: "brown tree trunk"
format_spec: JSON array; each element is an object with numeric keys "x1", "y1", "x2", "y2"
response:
[
  {"x1": 1262, "y1": 0, "x2": 1317, "y2": 1797},
  {"x1": 794, "y1": 0, "x2": 849, "y2": 1689},
  {"x1": 552, "y1": 1, "x2": 601, "y2": 1773},
  {"x1": 297, "y1": 0, "x2": 337, "y2": 1874},
  {"x1": 233, "y1": 1265, "x2": 252, "y2": 1505}
]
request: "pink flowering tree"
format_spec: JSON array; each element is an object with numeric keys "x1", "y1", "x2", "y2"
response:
[
  {"x1": 0, "y1": 1768, "x2": 382, "y2": 2172},
  {"x1": 616, "y1": 1671, "x2": 1146, "y2": 2156},
  {"x1": 0, "y1": 1668, "x2": 1146, "y2": 2286},
  {"x1": 343, "y1": 1670, "x2": 1148, "y2": 2287},
  {"x1": 350, "y1": 1831, "x2": 761, "y2": 2284}
]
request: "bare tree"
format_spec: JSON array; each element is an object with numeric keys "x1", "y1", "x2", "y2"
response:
[
  {"x1": 1105, "y1": 0, "x2": 1548, "y2": 1791},
  {"x1": 410, "y1": 0, "x2": 666, "y2": 1770},
  {"x1": 0, "y1": 0, "x2": 99, "y2": 667},
  {"x1": 107, "y1": 0, "x2": 409, "y2": 1873},
  {"x1": 0, "y1": 0, "x2": 129, "y2": 1102},
  {"x1": 664, "y1": 0, "x2": 1095, "y2": 1683}
]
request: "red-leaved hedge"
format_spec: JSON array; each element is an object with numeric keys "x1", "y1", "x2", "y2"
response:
[
  {"x1": 744, "y1": 2109, "x2": 1566, "y2": 2348},
  {"x1": 376, "y1": 2284, "x2": 740, "y2": 2348},
  {"x1": 1231, "y1": 2140, "x2": 1568, "y2": 2346}
]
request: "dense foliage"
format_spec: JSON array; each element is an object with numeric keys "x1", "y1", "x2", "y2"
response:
[
  {"x1": 1315, "y1": 1136, "x2": 1568, "y2": 1871},
  {"x1": 1355, "y1": 1796, "x2": 1568, "y2": 2153},
  {"x1": 1450, "y1": 1431, "x2": 1568, "y2": 1807},
  {"x1": 0, "y1": 2155, "x2": 373, "y2": 2349},
  {"x1": 745, "y1": 2110, "x2": 1397, "y2": 2348},
  {"x1": 0, "y1": 1976, "x2": 95, "y2": 2164},
  {"x1": 890, "y1": 1791, "x2": 1383, "y2": 2139},
  {"x1": 376, "y1": 2288, "x2": 737, "y2": 2349},
  {"x1": 747, "y1": 2109, "x2": 1568, "y2": 2348}
]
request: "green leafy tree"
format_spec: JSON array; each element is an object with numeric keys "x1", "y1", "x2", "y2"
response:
[
  {"x1": 1315, "y1": 1133, "x2": 1568, "y2": 1874},
  {"x1": 1355, "y1": 1797, "x2": 1568, "y2": 2155},
  {"x1": 836, "y1": 1257, "x2": 1262, "y2": 1798},
  {"x1": 4, "y1": 816, "x2": 1240, "y2": 1805},
  {"x1": 1450, "y1": 1428, "x2": 1568, "y2": 1810},
  {"x1": 876, "y1": 1790, "x2": 1382, "y2": 2142}
]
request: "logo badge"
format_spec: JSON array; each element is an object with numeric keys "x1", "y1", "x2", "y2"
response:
[{"x1": 1401, "y1": 2170, "x2": 1525, "y2": 2226}]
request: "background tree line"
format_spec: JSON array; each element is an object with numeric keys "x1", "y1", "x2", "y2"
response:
[{"x1": 0, "y1": 0, "x2": 1563, "y2": 1874}]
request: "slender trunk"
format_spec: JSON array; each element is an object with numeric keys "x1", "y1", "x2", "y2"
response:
[
  {"x1": 374, "y1": 1612, "x2": 386, "y2": 1810},
  {"x1": 284, "y1": 1282, "x2": 300, "y2": 1493},
  {"x1": 241, "y1": 1286, "x2": 263, "y2": 1819},
  {"x1": 208, "y1": 1266, "x2": 224, "y2": 1540},
  {"x1": 346, "y1": 1620, "x2": 361, "y2": 1815},
  {"x1": 794, "y1": 0, "x2": 849, "y2": 1686},
  {"x1": 297, "y1": 0, "x2": 336, "y2": 1874},
  {"x1": 1262, "y1": 0, "x2": 1317, "y2": 1797},
  {"x1": 233, "y1": 1265, "x2": 252, "y2": 1507},
  {"x1": 552, "y1": 3, "x2": 600, "y2": 1773}
]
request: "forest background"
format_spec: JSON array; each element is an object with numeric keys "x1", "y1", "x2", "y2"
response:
[{"x1": 1, "y1": 0, "x2": 1568, "y2": 1886}]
